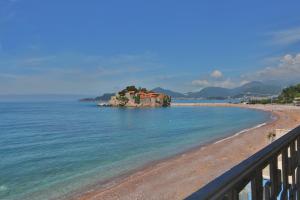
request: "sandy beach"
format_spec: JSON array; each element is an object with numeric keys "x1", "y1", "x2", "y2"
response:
[{"x1": 70, "y1": 103, "x2": 300, "y2": 200}]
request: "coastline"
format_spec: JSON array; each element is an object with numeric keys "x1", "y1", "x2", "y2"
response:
[{"x1": 68, "y1": 103, "x2": 300, "y2": 200}]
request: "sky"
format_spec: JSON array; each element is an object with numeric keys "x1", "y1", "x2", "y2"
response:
[{"x1": 1, "y1": 0, "x2": 300, "y2": 95}]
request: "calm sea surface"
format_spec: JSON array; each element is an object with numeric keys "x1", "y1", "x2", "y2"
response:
[{"x1": 0, "y1": 101, "x2": 270, "y2": 200}]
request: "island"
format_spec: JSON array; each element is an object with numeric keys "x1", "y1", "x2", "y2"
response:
[{"x1": 108, "y1": 86, "x2": 171, "y2": 107}]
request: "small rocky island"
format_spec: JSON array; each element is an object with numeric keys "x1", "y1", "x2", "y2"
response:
[{"x1": 109, "y1": 86, "x2": 171, "y2": 107}]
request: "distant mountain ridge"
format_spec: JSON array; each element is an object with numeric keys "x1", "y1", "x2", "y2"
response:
[
  {"x1": 80, "y1": 81, "x2": 283, "y2": 102},
  {"x1": 153, "y1": 81, "x2": 282, "y2": 99},
  {"x1": 188, "y1": 81, "x2": 282, "y2": 99},
  {"x1": 80, "y1": 93, "x2": 115, "y2": 102},
  {"x1": 151, "y1": 87, "x2": 186, "y2": 98}
]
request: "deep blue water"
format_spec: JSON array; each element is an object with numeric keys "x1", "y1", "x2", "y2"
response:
[{"x1": 0, "y1": 101, "x2": 270, "y2": 200}]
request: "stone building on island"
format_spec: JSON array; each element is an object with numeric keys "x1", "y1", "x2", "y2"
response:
[{"x1": 109, "y1": 86, "x2": 171, "y2": 107}]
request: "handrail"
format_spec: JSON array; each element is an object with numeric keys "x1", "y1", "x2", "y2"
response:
[{"x1": 185, "y1": 125, "x2": 300, "y2": 200}]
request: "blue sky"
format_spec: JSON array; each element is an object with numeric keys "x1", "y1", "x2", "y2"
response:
[{"x1": 1, "y1": 0, "x2": 300, "y2": 95}]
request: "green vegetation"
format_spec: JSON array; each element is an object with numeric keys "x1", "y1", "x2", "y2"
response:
[
  {"x1": 139, "y1": 88, "x2": 148, "y2": 92},
  {"x1": 247, "y1": 99, "x2": 272, "y2": 105},
  {"x1": 246, "y1": 83, "x2": 300, "y2": 104},
  {"x1": 162, "y1": 96, "x2": 171, "y2": 107},
  {"x1": 134, "y1": 95, "x2": 140, "y2": 104},
  {"x1": 118, "y1": 86, "x2": 150, "y2": 96},
  {"x1": 277, "y1": 83, "x2": 300, "y2": 104},
  {"x1": 126, "y1": 86, "x2": 138, "y2": 92},
  {"x1": 118, "y1": 85, "x2": 138, "y2": 96},
  {"x1": 116, "y1": 96, "x2": 129, "y2": 106}
]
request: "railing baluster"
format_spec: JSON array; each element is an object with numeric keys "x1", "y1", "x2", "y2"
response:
[
  {"x1": 223, "y1": 190, "x2": 239, "y2": 200},
  {"x1": 251, "y1": 170, "x2": 263, "y2": 200},
  {"x1": 264, "y1": 181, "x2": 271, "y2": 200},
  {"x1": 290, "y1": 141, "x2": 296, "y2": 199},
  {"x1": 296, "y1": 137, "x2": 300, "y2": 199},
  {"x1": 282, "y1": 148, "x2": 289, "y2": 200},
  {"x1": 296, "y1": 168, "x2": 300, "y2": 200},
  {"x1": 270, "y1": 156, "x2": 280, "y2": 198}
]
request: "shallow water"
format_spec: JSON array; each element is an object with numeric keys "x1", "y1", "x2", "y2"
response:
[{"x1": 0, "y1": 101, "x2": 270, "y2": 200}]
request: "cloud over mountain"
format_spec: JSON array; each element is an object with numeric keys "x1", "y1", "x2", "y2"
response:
[{"x1": 245, "y1": 53, "x2": 300, "y2": 83}]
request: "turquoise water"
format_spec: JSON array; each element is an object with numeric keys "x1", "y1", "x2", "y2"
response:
[{"x1": 0, "y1": 101, "x2": 270, "y2": 200}]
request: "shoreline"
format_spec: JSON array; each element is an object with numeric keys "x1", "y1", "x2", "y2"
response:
[
  {"x1": 68, "y1": 103, "x2": 300, "y2": 200},
  {"x1": 67, "y1": 117, "x2": 273, "y2": 199}
]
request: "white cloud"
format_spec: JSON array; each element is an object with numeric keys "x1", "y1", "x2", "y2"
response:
[
  {"x1": 191, "y1": 52, "x2": 300, "y2": 90},
  {"x1": 192, "y1": 78, "x2": 237, "y2": 88},
  {"x1": 192, "y1": 79, "x2": 210, "y2": 87},
  {"x1": 269, "y1": 27, "x2": 300, "y2": 46},
  {"x1": 210, "y1": 70, "x2": 223, "y2": 78},
  {"x1": 192, "y1": 69, "x2": 240, "y2": 89},
  {"x1": 254, "y1": 53, "x2": 300, "y2": 80}
]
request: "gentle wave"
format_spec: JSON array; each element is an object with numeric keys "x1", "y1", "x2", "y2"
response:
[{"x1": 214, "y1": 122, "x2": 267, "y2": 144}]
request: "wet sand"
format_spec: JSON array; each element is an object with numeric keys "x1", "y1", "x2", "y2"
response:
[{"x1": 70, "y1": 103, "x2": 300, "y2": 200}]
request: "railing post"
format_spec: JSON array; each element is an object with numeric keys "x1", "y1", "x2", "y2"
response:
[{"x1": 282, "y1": 148, "x2": 289, "y2": 200}]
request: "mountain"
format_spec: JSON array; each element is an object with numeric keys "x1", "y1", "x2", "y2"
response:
[
  {"x1": 187, "y1": 81, "x2": 282, "y2": 99},
  {"x1": 187, "y1": 87, "x2": 232, "y2": 99},
  {"x1": 232, "y1": 81, "x2": 282, "y2": 97},
  {"x1": 95, "y1": 93, "x2": 115, "y2": 101},
  {"x1": 151, "y1": 87, "x2": 186, "y2": 98},
  {"x1": 80, "y1": 93, "x2": 115, "y2": 102},
  {"x1": 80, "y1": 81, "x2": 282, "y2": 102}
]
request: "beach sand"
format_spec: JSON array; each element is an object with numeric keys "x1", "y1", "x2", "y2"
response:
[{"x1": 70, "y1": 104, "x2": 300, "y2": 200}]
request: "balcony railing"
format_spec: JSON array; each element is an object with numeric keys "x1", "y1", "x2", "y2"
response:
[{"x1": 186, "y1": 125, "x2": 300, "y2": 200}]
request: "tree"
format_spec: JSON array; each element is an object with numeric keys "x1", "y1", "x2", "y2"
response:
[
  {"x1": 162, "y1": 96, "x2": 171, "y2": 107},
  {"x1": 126, "y1": 86, "x2": 138, "y2": 92},
  {"x1": 139, "y1": 88, "x2": 148, "y2": 93},
  {"x1": 116, "y1": 96, "x2": 129, "y2": 106},
  {"x1": 277, "y1": 83, "x2": 300, "y2": 103},
  {"x1": 134, "y1": 95, "x2": 140, "y2": 104}
]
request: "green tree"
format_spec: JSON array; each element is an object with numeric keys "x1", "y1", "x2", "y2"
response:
[
  {"x1": 126, "y1": 86, "x2": 138, "y2": 92},
  {"x1": 277, "y1": 83, "x2": 300, "y2": 103},
  {"x1": 116, "y1": 96, "x2": 129, "y2": 106},
  {"x1": 134, "y1": 95, "x2": 140, "y2": 104},
  {"x1": 162, "y1": 96, "x2": 171, "y2": 107}
]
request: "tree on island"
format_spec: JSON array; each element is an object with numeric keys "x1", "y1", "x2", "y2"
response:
[
  {"x1": 162, "y1": 96, "x2": 171, "y2": 107},
  {"x1": 118, "y1": 86, "x2": 139, "y2": 96},
  {"x1": 126, "y1": 86, "x2": 138, "y2": 92}
]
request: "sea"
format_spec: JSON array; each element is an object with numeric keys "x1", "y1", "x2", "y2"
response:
[{"x1": 0, "y1": 99, "x2": 271, "y2": 200}]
